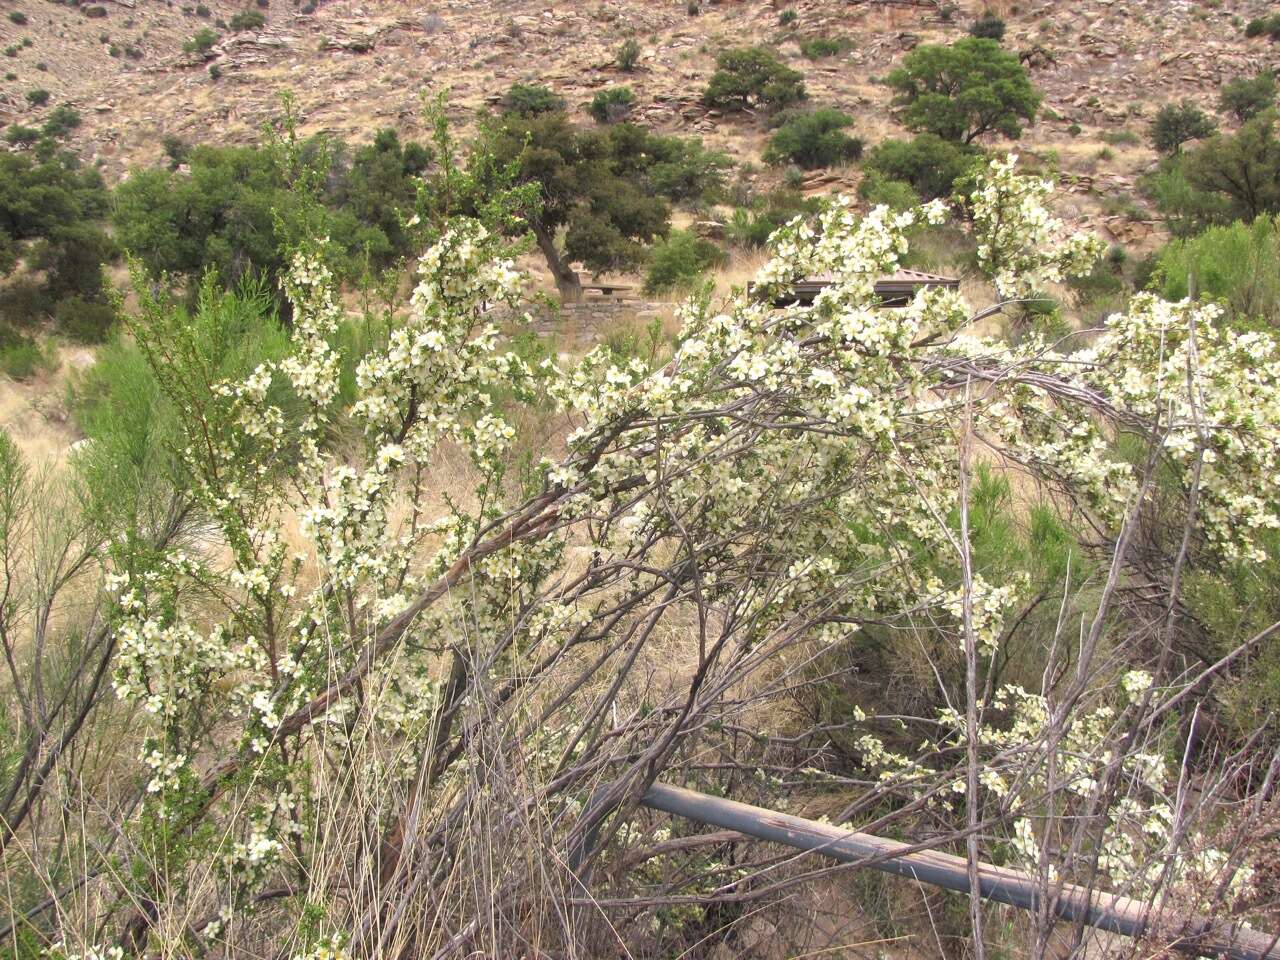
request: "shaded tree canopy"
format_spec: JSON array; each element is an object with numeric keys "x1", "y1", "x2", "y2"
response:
[
  {"x1": 479, "y1": 104, "x2": 730, "y2": 297},
  {"x1": 114, "y1": 128, "x2": 432, "y2": 299},
  {"x1": 1148, "y1": 100, "x2": 1217, "y2": 155}
]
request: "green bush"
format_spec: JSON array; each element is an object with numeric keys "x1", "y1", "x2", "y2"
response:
[
  {"x1": 589, "y1": 86, "x2": 636, "y2": 124},
  {"x1": 702, "y1": 46, "x2": 806, "y2": 112},
  {"x1": 887, "y1": 37, "x2": 1040, "y2": 143},
  {"x1": 183, "y1": 26, "x2": 219, "y2": 53},
  {"x1": 616, "y1": 37, "x2": 640, "y2": 71},
  {"x1": 763, "y1": 107, "x2": 862, "y2": 169},
  {"x1": 643, "y1": 229, "x2": 726, "y2": 293},
  {"x1": 857, "y1": 173, "x2": 920, "y2": 211},
  {"x1": 161, "y1": 134, "x2": 190, "y2": 168},
  {"x1": 862, "y1": 134, "x2": 977, "y2": 201},
  {"x1": 1151, "y1": 215, "x2": 1280, "y2": 326},
  {"x1": 54, "y1": 295, "x2": 116, "y2": 343},
  {"x1": 0, "y1": 334, "x2": 44, "y2": 380},
  {"x1": 24, "y1": 88, "x2": 49, "y2": 106},
  {"x1": 41, "y1": 105, "x2": 80, "y2": 139},
  {"x1": 1244, "y1": 15, "x2": 1280, "y2": 39},
  {"x1": 4, "y1": 124, "x2": 39, "y2": 146},
  {"x1": 1148, "y1": 100, "x2": 1217, "y2": 154},
  {"x1": 0, "y1": 280, "x2": 53, "y2": 329},
  {"x1": 1220, "y1": 71, "x2": 1276, "y2": 122},
  {"x1": 500, "y1": 82, "x2": 566, "y2": 117},
  {"x1": 798, "y1": 36, "x2": 852, "y2": 59},
  {"x1": 1101, "y1": 129, "x2": 1140, "y2": 145},
  {"x1": 229, "y1": 8, "x2": 265, "y2": 30},
  {"x1": 8, "y1": 11, "x2": 27, "y2": 24},
  {"x1": 778, "y1": 8, "x2": 797, "y2": 26},
  {"x1": 968, "y1": 10, "x2": 1005, "y2": 40},
  {"x1": 725, "y1": 188, "x2": 822, "y2": 248}
]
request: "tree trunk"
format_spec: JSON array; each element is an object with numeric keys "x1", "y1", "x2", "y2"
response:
[{"x1": 533, "y1": 222, "x2": 582, "y2": 303}]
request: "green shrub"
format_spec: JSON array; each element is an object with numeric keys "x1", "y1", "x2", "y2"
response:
[
  {"x1": 778, "y1": 8, "x2": 797, "y2": 26},
  {"x1": 643, "y1": 229, "x2": 726, "y2": 293},
  {"x1": 1244, "y1": 15, "x2": 1280, "y2": 39},
  {"x1": 1220, "y1": 71, "x2": 1276, "y2": 122},
  {"x1": 195, "y1": 2, "x2": 210, "y2": 15},
  {"x1": 41, "y1": 104, "x2": 80, "y2": 139},
  {"x1": 1067, "y1": 123, "x2": 1082, "y2": 136},
  {"x1": 1101, "y1": 129, "x2": 1140, "y2": 145},
  {"x1": 969, "y1": 10, "x2": 1005, "y2": 40},
  {"x1": 4, "y1": 47, "x2": 19, "y2": 58},
  {"x1": 24, "y1": 88, "x2": 49, "y2": 106},
  {"x1": 798, "y1": 36, "x2": 852, "y2": 59},
  {"x1": 1148, "y1": 100, "x2": 1217, "y2": 154},
  {"x1": 183, "y1": 26, "x2": 219, "y2": 53},
  {"x1": 862, "y1": 134, "x2": 977, "y2": 201},
  {"x1": 616, "y1": 37, "x2": 640, "y2": 71},
  {"x1": 500, "y1": 82, "x2": 565, "y2": 117},
  {"x1": 858, "y1": 173, "x2": 920, "y2": 211},
  {"x1": 208, "y1": 63, "x2": 222, "y2": 79},
  {"x1": 589, "y1": 86, "x2": 636, "y2": 124},
  {"x1": 4, "y1": 124, "x2": 39, "y2": 146},
  {"x1": 161, "y1": 134, "x2": 190, "y2": 167},
  {"x1": 8, "y1": 11, "x2": 28, "y2": 24},
  {"x1": 54, "y1": 295, "x2": 116, "y2": 343},
  {"x1": 702, "y1": 46, "x2": 806, "y2": 112},
  {"x1": 229, "y1": 9, "x2": 265, "y2": 30},
  {"x1": 0, "y1": 334, "x2": 44, "y2": 380},
  {"x1": 887, "y1": 37, "x2": 1040, "y2": 143},
  {"x1": 725, "y1": 189, "x2": 819, "y2": 247},
  {"x1": 0, "y1": 279, "x2": 53, "y2": 329},
  {"x1": 1151, "y1": 215, "x2": 1280, "y2": 326},
  {"x1": 763, "y1": 107, "x2": 862, "y2": 169}
]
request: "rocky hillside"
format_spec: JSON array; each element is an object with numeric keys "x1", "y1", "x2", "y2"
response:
[{"x1": 2, "y1": 0, "x2": 1279, "y2": 245}]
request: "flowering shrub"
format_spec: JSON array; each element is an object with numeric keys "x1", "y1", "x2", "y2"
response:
[{"x1": 15, "y1": 154, "x2": 1280, "y2": 957}]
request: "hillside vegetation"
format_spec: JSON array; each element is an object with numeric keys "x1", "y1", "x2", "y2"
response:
[{"x1": 2, "y1": 3, "x2": 1280, "y2": 959}]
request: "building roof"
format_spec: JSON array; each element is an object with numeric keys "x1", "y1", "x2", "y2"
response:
[{"x1": 793, "y1": 269, "x2": 960, "y2": 296}]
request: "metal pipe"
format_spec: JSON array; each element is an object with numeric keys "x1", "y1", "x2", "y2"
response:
[{"x1": 637, "y1": 782, "x2": 1280, "y2": 960}]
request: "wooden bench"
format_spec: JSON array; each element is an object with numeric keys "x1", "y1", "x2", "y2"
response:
[{"x1": 580, "y1": 282, "x2": 635, "y2": 298}]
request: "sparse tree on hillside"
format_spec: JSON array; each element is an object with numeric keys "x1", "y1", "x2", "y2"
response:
[
  {"x1": 887, "y1": 37, "x2": 1040, "y2": 143},
  {"x1": 1220, "y1": 71, "x2": 1276, "y2": 122},
  {"x1": 702, "y1": 45, "x2": 807, "y2": 112},
  {"x1": 1149, "y1": 100, "x2": 1217, "y2": 155},
  {"x1": 500, "y1": 82, "x2": 566, "y2": 117},
  {"x1": 1181, "y1": 109, "x2": 1280, "y2": 220}
]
